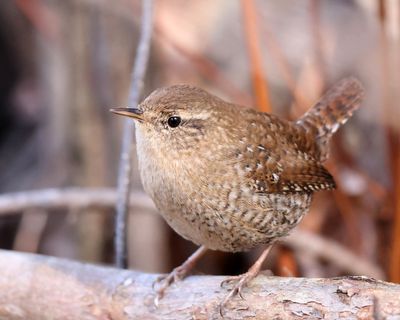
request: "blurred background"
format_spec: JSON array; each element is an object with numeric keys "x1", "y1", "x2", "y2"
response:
[{"x1": 0, "y1": 0, "x2": 399, "y2": 283}]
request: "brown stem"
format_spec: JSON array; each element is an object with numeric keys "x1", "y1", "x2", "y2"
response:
[{"x1": 240, "y1": 0, "x2": 272, "y2": 112}]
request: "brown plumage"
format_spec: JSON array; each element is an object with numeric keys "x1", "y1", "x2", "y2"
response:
[{"x1": 111, "y1": 77, "x2": 364, "y2": 309}]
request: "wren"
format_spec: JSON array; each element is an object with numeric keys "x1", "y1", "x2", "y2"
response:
[{"x1": 111, "y1": 77, "x2": 364, "y2": 310}]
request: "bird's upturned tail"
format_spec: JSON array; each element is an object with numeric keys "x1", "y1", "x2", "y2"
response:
[{"x1": 296, "y1": 77, "x2": 364, "y2": 161}]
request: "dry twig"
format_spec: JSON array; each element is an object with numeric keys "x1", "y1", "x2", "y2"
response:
[
  {"x1": 155, "y1": 24, "x2": 252, "y2": 106},
  {"x1": 114, "y1": 0, "x2": 154, "y2": 269},
  {"x1": 0, "y1": 188, "x2": 154, "y2": 215},
  {"x1": 286, "y1": 229, "x2": 385, "y2": 280},
  {"x1": 240, "y1": 0, "x2": 271, "y2": 112},
  {"x1": 15, "y1": 0, "x2": 60, "y2": 42}
]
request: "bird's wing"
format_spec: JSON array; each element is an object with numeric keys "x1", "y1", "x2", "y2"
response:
[
  {"x1": 237, "y1": 114, "x2": 336, "y2": 194},
  {"x1": 246, "y1": 150, "x2": 335, "y2": 194}
]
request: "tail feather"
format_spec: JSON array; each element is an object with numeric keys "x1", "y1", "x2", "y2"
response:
[{"x1": 296, "y1": 77, "x2": 364, "y2": 161}]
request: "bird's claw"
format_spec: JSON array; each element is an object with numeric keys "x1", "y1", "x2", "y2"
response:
[
  {"x1": 152, "y1": 274, "x2": 166, "y2": 290},
  {"x1": 152, "y1": 265, "x2": 189, "y2": 306},
  {"x1": 218, "y1": 272, "x2": 256, "y2": 316},
  {"x1": 220, "y1": 275, "x2": 241, "y2": 289},
  {"x1": 220, "y1": 275, "x2": 246, "y2": 299}
]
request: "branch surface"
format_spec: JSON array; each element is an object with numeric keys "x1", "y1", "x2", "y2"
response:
[{"x1": 0, "y1": 250, "x2": 398, "y2": 320}]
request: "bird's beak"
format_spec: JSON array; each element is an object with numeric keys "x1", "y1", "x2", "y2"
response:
[{"x1": 110, "y1": 107, "x2": 144, "y2": 121}]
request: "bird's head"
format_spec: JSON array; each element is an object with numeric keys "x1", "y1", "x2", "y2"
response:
[{"x1": 111, "y1": 85, "x2": 239, "y2": 157}]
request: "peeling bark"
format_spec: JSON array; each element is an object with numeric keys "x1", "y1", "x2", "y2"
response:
[{"x1": 0, "y1": 250, "x2": 398, "y2": 319}]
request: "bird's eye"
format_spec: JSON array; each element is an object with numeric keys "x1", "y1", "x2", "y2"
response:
[{"x1": 167, "y1": 116, "x2": 181, "y2": 128}]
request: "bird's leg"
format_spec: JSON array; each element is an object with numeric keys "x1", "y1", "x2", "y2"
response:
[
  {"x1": 219, "y1": 245, "x2": 272, "y2": 314},
  {"x1": 153, "y1": 245, "x2": 208, "y2": 305}
]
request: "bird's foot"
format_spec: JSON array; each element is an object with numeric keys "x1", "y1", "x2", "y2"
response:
[
  {"x1": 218, "y1": 269, "x2": 258, "y2": 316},
  {"x1": 220, "y1": 275, "x2": 246, "y2": 298},
  {"x1": 218, "y1": 246, "x2": 273, "y2": 316},
  {"x1": 153, "y1": 264, "x2": 189, "y2": 306},
  {"x1": 152, "y1": 245, "x2": 208, "y2": 307}
]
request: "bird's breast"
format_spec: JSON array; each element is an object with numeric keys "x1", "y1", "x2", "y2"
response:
[{"x1": 135, "y1": 127, "x2": 313, "y2": 252}]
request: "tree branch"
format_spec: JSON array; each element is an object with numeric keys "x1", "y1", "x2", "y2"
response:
[
  {"x1": 114, "y1": 0, "x2": 154, "y2": 269},
  {"x1": 0, "y1": 187, "x2": 155, "y2": 214},
  {"x1": 286, "y1": 229, "x2": 385, "y2": 280},
  {"x1": 0, "y1": 250, "x2": 397, "y2": 319}
]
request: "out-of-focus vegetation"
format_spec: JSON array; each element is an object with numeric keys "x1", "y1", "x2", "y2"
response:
[{"x1": 0, "y1": 0, "x2": 399, "y2": 283}]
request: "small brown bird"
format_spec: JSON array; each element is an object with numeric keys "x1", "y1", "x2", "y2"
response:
[{"x1": 111, "y1": 78, "x2": 364, "y2": 309}]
